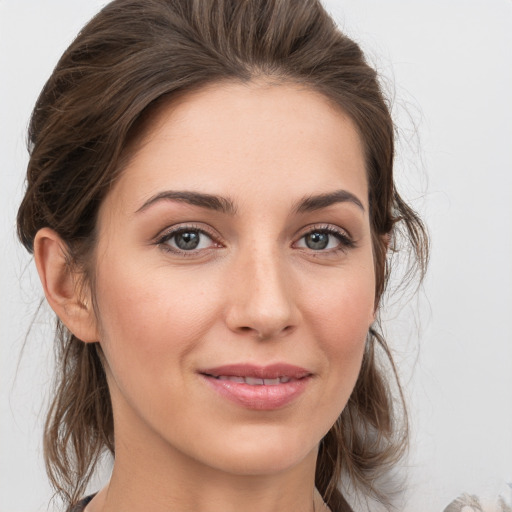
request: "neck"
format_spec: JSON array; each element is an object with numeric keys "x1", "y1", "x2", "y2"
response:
[
  {"x1": 86, "y1": 375, "x2": 330, "y2": 512},
  {"x1": 92, "y1": 452, "x2": 322, "y2": 512},
  {"x1": 89, "y1": 424, "x2": 322, "y2": 512}
]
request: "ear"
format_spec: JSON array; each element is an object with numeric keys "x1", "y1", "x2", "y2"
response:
[{"x1": 34, "y1": 227, "x2": 99, "y2": 343}]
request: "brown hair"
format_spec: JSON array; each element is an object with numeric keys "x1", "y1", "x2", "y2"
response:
[{"x1": 17, "y1": 0, "x2": 428, "y2": 510}]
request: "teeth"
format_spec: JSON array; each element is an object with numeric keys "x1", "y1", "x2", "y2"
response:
[
  {"x1": 217, "y1": 375, "x2": 245, "y2": 383},
  {"x1": 245, "y1": 377, "x2": 265, "y2": 385},
  {"x1": 214, "y1": 375, "x2": 294, "y2": 385}
]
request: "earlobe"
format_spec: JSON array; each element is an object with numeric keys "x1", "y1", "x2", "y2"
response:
[{"x1": 33, "y1": 227, "x2": 99, "y2": 343}]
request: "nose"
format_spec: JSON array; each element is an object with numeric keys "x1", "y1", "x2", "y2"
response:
[{"x1": 224, "y1": 246, "x2": 300, "y2": 340}]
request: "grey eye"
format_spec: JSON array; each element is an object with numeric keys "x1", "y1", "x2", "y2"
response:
[
  {"x1": 163, "y1": 229, "x2": 215, "y2": 251},
  {"x1": 304, "y1": 232, "x2": 329, "y2": 250},
  {"x1": 174, "y1": 231, "x2": 201, "y2": 250},
  {"x1": 296, "y1": 228, "x2": 351, "y2": 252}
]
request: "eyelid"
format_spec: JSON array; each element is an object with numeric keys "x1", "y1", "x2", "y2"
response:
[
  {"x1": 153, "y1": 222, "x2": 356, "y2": 256},
  {"x1": 293, "y1": 223, "x2": 356, "y2": 252},
  {"x1": 155, "y1": 223, "x2": 224, "y2": 254},
  {"x1": 302, "y1": 223, "x2": 352, "y2": 238}
]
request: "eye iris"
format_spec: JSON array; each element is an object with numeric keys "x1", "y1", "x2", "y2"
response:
[
  {"x1": 175, "y1": 231, "x2": 200, "y2": 250},
  {"x1": 305, "y1": 232, "x2": 329, "y2": 250}
]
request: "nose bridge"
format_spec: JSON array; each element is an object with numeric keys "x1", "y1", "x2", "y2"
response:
[{"x1": 226, "y1": 240, "x2": 298, "y2": 339}]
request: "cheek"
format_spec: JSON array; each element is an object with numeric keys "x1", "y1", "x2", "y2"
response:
[
  {"x1": 301, "y1": 262, "x2": 375, "y2": 399},
  {"x1": 92, "y1": 261, "x2": 221, "y2": 383},
  {"x1": 305, "y1": 261, "x2": 375, "y2": 339}
]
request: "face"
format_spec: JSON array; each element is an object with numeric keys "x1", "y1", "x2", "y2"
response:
[{"x1": 91, "y1": 81, "x2": 376, "y2": 477}]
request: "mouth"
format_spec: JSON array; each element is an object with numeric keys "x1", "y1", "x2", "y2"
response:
[
  {"x1": 206, "y1": 375, "x2": 296, "y2": 385},
  {"x1": 199, "y1": 363, "x2": 312, "y2": 410},
  {"x1": 200, "y1": 363, "x2": 311, "y2": 380}
]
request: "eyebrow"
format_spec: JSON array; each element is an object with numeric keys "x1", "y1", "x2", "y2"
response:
[
  {"x1": 136, "y1": 188, "x2": 364, "y2": 216},
  {"x1": 136, "y1": 190, "x2": 237, "y2": 215},
  {"x1": 294, "y1": 189, "x2": 365, "y2": 213}
]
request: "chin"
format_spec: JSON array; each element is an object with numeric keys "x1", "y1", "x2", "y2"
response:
[{"x1": 191, "y1": 425, "x2": 319, "y2": 476}]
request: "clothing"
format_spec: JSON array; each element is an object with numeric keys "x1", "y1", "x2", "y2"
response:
[
  {"x1": 443, "y1": 492, "x2": 512, "y2": 512},
  {"x1": 69, "y1": 494, "x2": 95, "y2": 512},
  {"x1": 70, "y1": 488, "x2": 512, "y2": 512}
]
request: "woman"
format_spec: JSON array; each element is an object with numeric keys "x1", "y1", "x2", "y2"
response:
[{"x1": 16, "y1": 0, "x2": 428, "y2": 511}]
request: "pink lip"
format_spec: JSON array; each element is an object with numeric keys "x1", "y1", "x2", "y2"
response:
[{"x1": 199, "y1": 363, "x2": 312, "y2": 410}]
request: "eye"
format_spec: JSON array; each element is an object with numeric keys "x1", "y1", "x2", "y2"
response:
[
  {"x1": 295, "y1": 226, "x2": 355, "y2": 252},
  {"x1": 157, "y1": 226, "x2": 218, "y2": 253}
]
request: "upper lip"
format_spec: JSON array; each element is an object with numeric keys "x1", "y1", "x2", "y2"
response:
[{"x1": 199, "y1": 363, "x2": 311, "y2": 380}]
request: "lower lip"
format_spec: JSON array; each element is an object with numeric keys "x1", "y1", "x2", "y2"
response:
[{"x1": 201, "y1": 375, "x2": 310, "y2": 410}]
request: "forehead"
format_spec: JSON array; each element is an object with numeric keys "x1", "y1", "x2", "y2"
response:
[{"x1": 109, "y1": 80, "x2": 368, "y2": 212}]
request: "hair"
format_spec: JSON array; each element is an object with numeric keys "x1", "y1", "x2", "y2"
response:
[{"x1": 17, "y1": 0, "x2": 428, "y2": 510}]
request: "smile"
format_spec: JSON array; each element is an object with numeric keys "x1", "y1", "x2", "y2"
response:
[
  {"x1": 199, "y1": 363, "x2": 312, "y2": 410},
  {"x1": 211, "y1": 376, "x2": 294, "y2": 385}
]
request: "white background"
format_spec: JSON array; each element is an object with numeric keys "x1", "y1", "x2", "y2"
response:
[{"x1": 1, "y1": 1, "x2": 511, "y2": 511}]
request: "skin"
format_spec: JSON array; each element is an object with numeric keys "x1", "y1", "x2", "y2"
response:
[{"x1": 35, "y1": 81, "x2": 376, "y2": 512}]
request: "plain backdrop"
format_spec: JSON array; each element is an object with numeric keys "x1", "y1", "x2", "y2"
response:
[{"x1": 1, "y1": 1, "x2": 511, "y2": 511}]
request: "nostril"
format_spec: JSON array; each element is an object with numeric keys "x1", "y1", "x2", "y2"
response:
[{"x1": 235, "y1": 324, "x2": 295, "y2": 339}]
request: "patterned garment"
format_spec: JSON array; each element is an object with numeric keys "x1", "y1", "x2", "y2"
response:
[{"x1": 443, "y1": 490, "x2": 512, "y2": 512}]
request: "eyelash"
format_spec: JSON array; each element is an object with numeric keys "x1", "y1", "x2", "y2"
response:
[
  {"x1": 155, "y1": 223, "x2": 356, "y2": 256},
  {"x1": 295, "y1": 224, "x2": 356, "y2": 254},
  {"x1": 156, "y1": 224, "x2": 221, "y2": 256}
]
